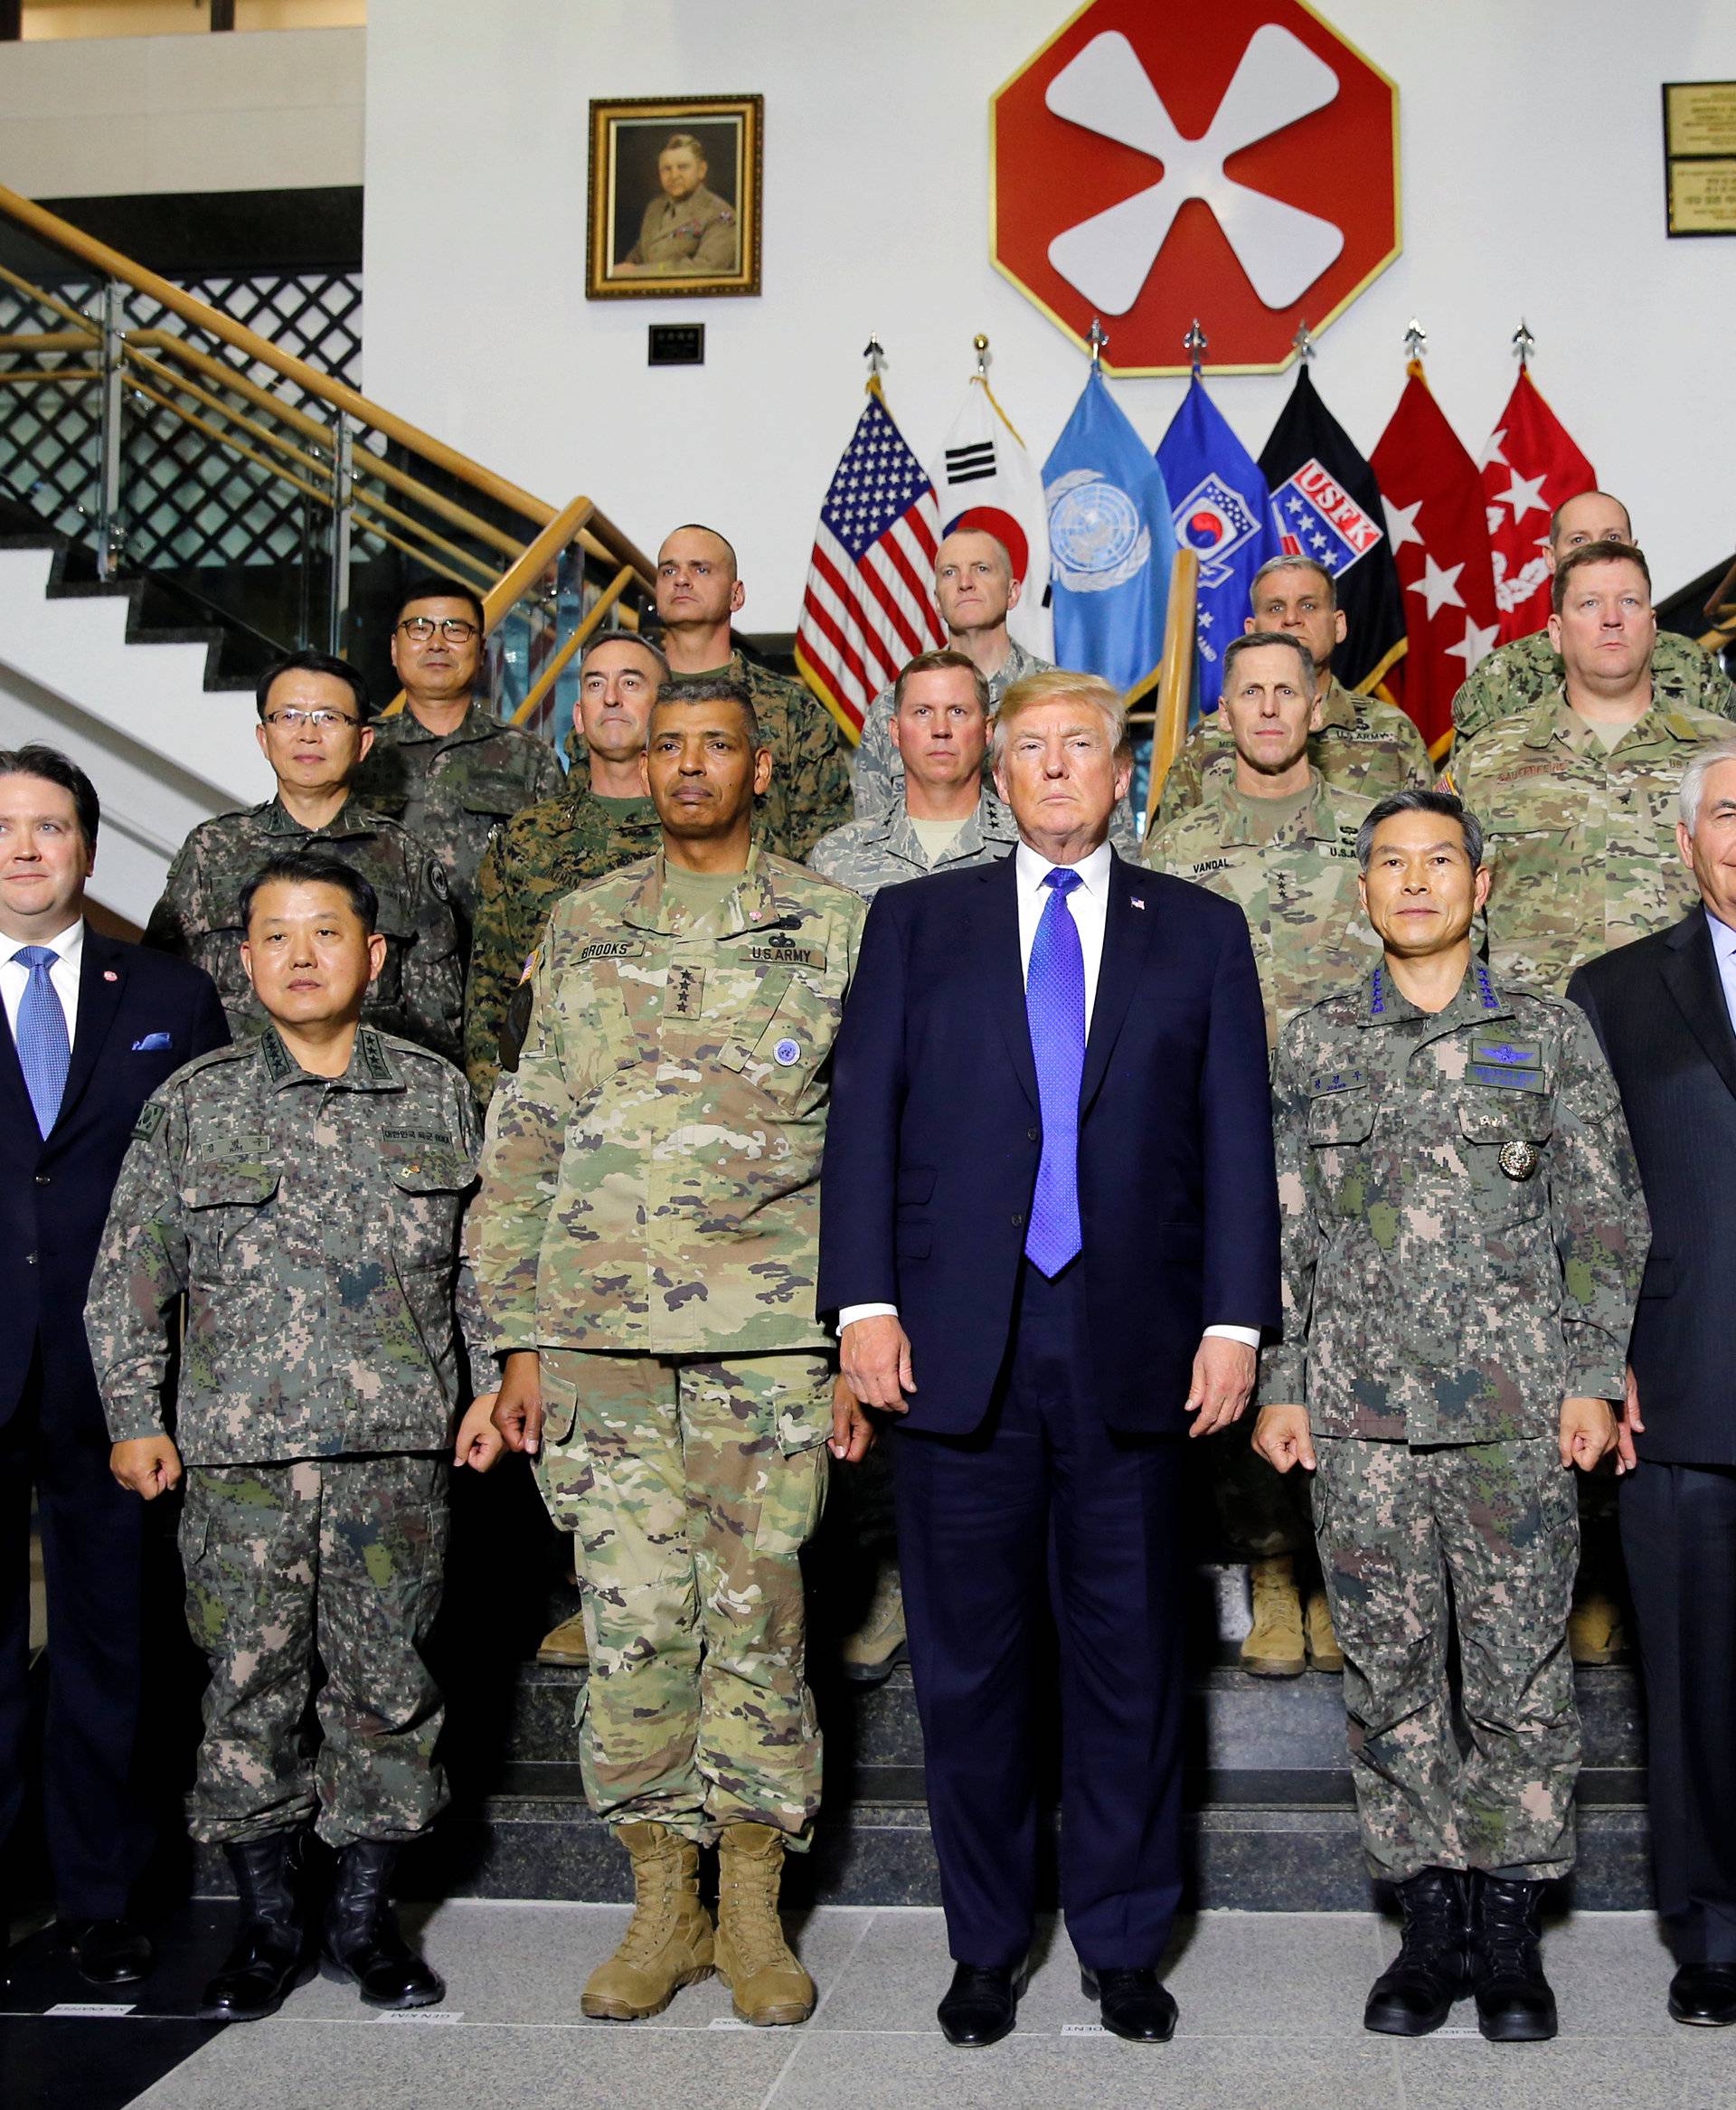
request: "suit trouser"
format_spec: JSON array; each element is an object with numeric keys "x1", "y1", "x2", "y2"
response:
[
  {"x1": 892, "y1": 1260, "x2": 1189, "y2": 1971},
  {"x1": 1620, "y1": 1459, "x2": 1736, "y2": 1963}
]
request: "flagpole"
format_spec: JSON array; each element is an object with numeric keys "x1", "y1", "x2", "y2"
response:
[
  {"x1": 1511, "y1": 318, "x2": 1536, "y2": 369},
  {"x1": 863, "y1": 332, "x2": 885, "y2": 401}
]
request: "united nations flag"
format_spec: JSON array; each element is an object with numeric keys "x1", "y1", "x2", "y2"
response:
[{"x1": 1042, "y1": 366, "x2": 1176, "y2": 701}]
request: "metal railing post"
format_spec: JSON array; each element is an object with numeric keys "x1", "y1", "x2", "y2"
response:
[
  {"x1": 95, "y1": 279, "x2": 125, "y2": 578},
  {"x1": 328, "y1": 410, "x2": 353, "y2": 653}
]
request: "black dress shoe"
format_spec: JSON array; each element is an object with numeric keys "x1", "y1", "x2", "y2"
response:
[
  {"x1": 320, "y1": 1842, "x2": 443, "y2": 2011},
  {"x1": 1469, "y1": 1873, "x2": 1556, "y2": 2042},
  {"x1": 1669, "y1": 1963, "x2": 1736, "y2": 2027},
  {"x1": 937, "y1": 1961, "x2": 1027, "y2": 2047},
  {"x1": 1080, "y1": 1966, "x2": 1178, "y2": 2042},
  {"x1": 62, "y1": 1918, "x2": 155, "y2": 1988},
  {"x1": 1364, "y1": 1868, "x2": 1470, "y2": 2037}
]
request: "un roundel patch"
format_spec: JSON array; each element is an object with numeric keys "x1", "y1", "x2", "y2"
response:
[{"x1": 773, "y1": 1038, "x2": 801, "y2": 1067}]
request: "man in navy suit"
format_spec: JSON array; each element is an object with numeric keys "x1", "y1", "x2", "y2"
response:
[
  {"x1": 819, "y1": 670, "x2": 1279, "y2": 2046},
  {"x1": 0, "y1": 745, "x2": 227, "y2": 1982}
]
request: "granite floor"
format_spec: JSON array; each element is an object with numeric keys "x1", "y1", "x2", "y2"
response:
[{"x1": 7, "y1": 1901, "x2": 1733, "y2": 2110}]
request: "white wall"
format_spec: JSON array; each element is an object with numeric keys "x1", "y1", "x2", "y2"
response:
[
  {"x1": 0, "y1": 24, "x2": 363, "y2": 196},
  {"x1": 362, "y1": 0, "x2": 1736, "y2": 633}
]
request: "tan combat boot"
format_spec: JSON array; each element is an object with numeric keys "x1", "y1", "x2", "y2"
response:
[
  {"x1": 714, "y1": 1823, "x2": 816, "y2": 2026},
  {"x1": 536, "y1": 1611, "x2": 590, "y2": 1668},
  {"x1": 1568, "y1": 1588, "x2": 1626, "y2": 1666},
  {"x1": 838, "y1": 1557, "x2": 907, "y2": 1688},
  {"x1": 1241, "y1": 1556, "x2": 1307, "y2": 1678},
  {"x1": 580, "y1": 1822, "x2": 713, "y2": 2020},
  {"x1": 1305, "y1": 1589, "x2": 1344, "y2": 1673}
]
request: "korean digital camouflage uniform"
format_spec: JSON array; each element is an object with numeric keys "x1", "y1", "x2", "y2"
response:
[
  {"x1": 351, "y1": 701, "x2": 563, "y2": 938},
  {"x1": 849, "y1": 639, "x2": 1052, "y2": 820},
  {"x1": 1154, "y1": 677, "x2": 1433, "y2": 829},
  {"x1": 808, "y1": 788, "x2": 1020, "y2": 897},
  {"x1": 1443, "y1": 685, "x2": 1731, "y2": 992},
  {"x1": 144, "y1": 796, "x2": 464, "y2": 1062},
  {"x1": 467, "y1": 847, "x2": 866, "y2": 1845},
  {"x1": 565, "y1": 650, "x2": 850, "y2": 864},
  {"x1": 1260, "y1": 962, "x2": 1649, "y2": 1880},
  {"x1": 464, "y1": 782, "x2": 664, "y2": 1104},
  {"x1": 623, "y1": 184, "x2": 739, "y2": 273},
  {"x1": 85, "y1": 1026, "x2": 483, "y2": 1850},
  {"x1": 1450, "y1": 628, "x2": 1735, "y2": 745}
]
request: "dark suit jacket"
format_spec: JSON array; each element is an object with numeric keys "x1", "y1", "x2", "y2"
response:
[
  {"x1": 0, "y1": 925, "x2": 228, "y2": 1430},
  {"x1": 1569, "y1": 910, "x2": 1736, "y2": 1466},
  {"x1": 818, "y1": 848, "x2": 1280, "y2": 1435}
]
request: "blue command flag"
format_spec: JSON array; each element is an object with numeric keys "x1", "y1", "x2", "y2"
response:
[
  {"x1": 1157, "y1": 374, "x2": 1280, "y2": 712},
  {"x1": 1042, "y1": 367, "x2": 1176, "y2": 703}
]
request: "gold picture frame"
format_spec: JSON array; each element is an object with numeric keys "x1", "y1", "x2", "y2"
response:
[{"x1": 587, "y1": 94, "x2": 763, "y2": 298}]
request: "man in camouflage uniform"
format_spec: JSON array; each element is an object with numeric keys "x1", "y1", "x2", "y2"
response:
[
  {"x1": 1145, "y1": 630, "x2": 1377, "y2": 1679},
  {"x1": 90, "y1": 851, "x2": 502, "y2": 2024},
  {"x1": 618, "y1": 133, "x2": 739, "y2": 275},
  {"x1": 1155, "y1": 555, "x2": 1433, "y2": 827},
  {"x1": 1255, "y1": 789, "x2": 1648, "y2": 2044},
  {"x1": 145, "y1": 651, "x2": 463, "y2": 1061},
  {"x1": 466, "y1": 632, "x2": 668, "y2": 1108},
  {"x1": 468, "y1": 678, "x2": 867, "y2": 2028},
  {"x1": 1451, "y1": 491, "x2": 1734, "y2": 745},
  {"x1": 352, "y1": 574, "x2": 563, "y2": 941},
  {"x1": 568, "y1": 525, "x2": 849, "y2": 861}
]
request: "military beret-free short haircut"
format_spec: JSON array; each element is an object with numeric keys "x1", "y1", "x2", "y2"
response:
[
  {"x1": 1550, "y1": 538, "x2": 1652, "y2": 616},
  {"x1": 396, "y1": 572, "x2": 486, "y2": 630},
  {"x1": 0, "y1": 742, "x2": 99, "y2": 847},
  {"x1": 655, "y1": 676, "x2": 760, "y2": 747},
  {"x1": 256, "y1": 649, "x2": 373, "y2": 724},
  {"x1": 240, "y1": 851, "x2": 380, "y2": 935},
  {"x1": 1355, "y1": 788, "x2": 1485, "y2": 873}
]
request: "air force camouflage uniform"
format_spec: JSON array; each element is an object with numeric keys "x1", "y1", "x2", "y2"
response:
[
  {"x1": 849, "y1": 639, "x2": 1051, "y2": 820},
  {"x1": 1450, "y1": 628, "x2": 1734, "y2": 745},
  {"x1": 467, "y1": 849, "x2": 865, "y2": 1844},
  {"x1": 145, "y1": 796, "x2": 464, "y2": 1062},
  {"x1": 85, "y1": 1027, "x2": 483, "y2": 1849},
  {"x1": 808, "y1": 790, "x2": 1019, "y2": 898},
  {"x1": 1261, "y1": 963, "x2": 1649, "y2": 1880}
]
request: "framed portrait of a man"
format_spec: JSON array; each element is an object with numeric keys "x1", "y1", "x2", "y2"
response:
[{"x1": 587, "y1": 94, "x2": 763, "y2": 299}]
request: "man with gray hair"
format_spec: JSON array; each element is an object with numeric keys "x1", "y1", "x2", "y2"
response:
[{"x1": 1156, "y1": 555, "x2": 1432, "y2": 827}]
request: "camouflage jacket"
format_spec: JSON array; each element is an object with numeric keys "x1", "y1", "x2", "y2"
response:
[
  {"x1": 565, "y1": 649, "x2": 852, "y2": 862},
  {"x1": 464, "y1": 783, "x2": 664, "y2": 1104},
  {"x1": 143, "y1": 795, "x2": 464, "y2": 1062},
  {"x1": 1142, "y1": 770, "x2": 1381, "y2": 1052},
  {"x1": 1155, "y1": 677, "x2": 1432, "y2": 829},
  {"x1": 1260, "y1": 962, "x2": 1649, "y2": 1443},
  {"x1": 87, "y1": 1027, "x2": 484, "y2": 1465},
  {"x1": 1442, "y1": 685, "x2": 1731, "y2": 992},
  {"x1": 1450, "y1": 627, "x2": 1735, "y2": 743},
  {"x1": 807, "y1": 791, "x2": 1019, "y2": 899},
  {"x1": 850, "y1": 637, "x2": 1052, "y2": 820},
  {"x1": 467, "y1": 847, "x2": 865, "y2": 1358},
  {"x1": 351, "y1": 701, "x2": 563, "y2": 931}
]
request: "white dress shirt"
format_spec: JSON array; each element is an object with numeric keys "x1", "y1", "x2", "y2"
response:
[
  {"x1": 1709, "y1": 906, "x2": 1736, "y2": 1038},
  {"x1": 839, "y1": 845, "x2": 1259, "y2": 1348},
  {"x1": 0, "y1": 917, "x2": 82, "y2": 1053}
]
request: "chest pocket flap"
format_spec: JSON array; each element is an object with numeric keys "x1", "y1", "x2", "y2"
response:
[
  {"x1": 1307, "y1": 1088, "x2": 1377, "y2": 1146},
  {"x1": 1458, "y1": 1094, "x2": 1555, "y2": 1147},
  {"x1": 461, "y1": 771, "x2": 529, "y2": 817},
  {"x1": 183, "y1": 1162, "x2": 279, "y2": 1210},
  {"x1": 385, "y1": 1145, "x2": 478, "y2": 1194}
]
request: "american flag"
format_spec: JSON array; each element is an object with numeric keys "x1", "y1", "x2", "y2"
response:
[{"x1": 795, "y1": 383, "x2": 945, "y2": 743}]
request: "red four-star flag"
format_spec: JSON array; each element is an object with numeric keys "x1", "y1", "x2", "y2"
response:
[
  {"x1": 795, "y1": 380, "x2": 945, "y2": 743},
  {"x1": 1480, "y1": 365, "x2": 1596, "y2": 645},
  {"x1": 1369, "y1": 363, "x2": 1500, "y2": 754}
]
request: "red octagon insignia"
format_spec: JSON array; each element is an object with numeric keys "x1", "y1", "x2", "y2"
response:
[{"x1": 991, "y1": 0, "x2": 1401, "y2": 375}]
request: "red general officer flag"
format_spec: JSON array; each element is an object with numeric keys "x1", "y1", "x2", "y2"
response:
[
  {"x1": 1480, "y1": 365, "x2": 1595, "y2": 645},
  {"x1": 1370, "y1": 363, "x2": 1499, "y2": 754}
]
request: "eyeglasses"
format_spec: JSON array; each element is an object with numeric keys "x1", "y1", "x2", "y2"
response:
[
  {"x1": 398, "y1": 617, "x2": 479, "y2": 643},
  {"x1": 264, "y1": 708, "x2": 360, "y2": 732}
]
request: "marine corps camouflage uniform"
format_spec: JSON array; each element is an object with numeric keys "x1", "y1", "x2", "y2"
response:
[
  {"x1": 566, "y1": 651, "x2": 851, "y2": 863},
  {"x1": 352, "y1": 701, "x2": 563, "y2": 936},
  {"x1": 1443, "y1": 685, "x2": 1731, "y2": 992},
  {"x1": 849, "y1": 639, "x2": 1052, "y2": 820},
  {"x1": 1450, "y1": 628, "x2": 1735, "y2": 745},
  {"x1": 807, "y1": 788, "x2": 1019, "y2": 897},
  {"x1": 1260, "y1": 961, "x2": 1649, "y2": 1880},
  {"x1": 467, "y1": 847, "x2": 865, "y2": 1845},
  {"x1": 144, "y1": 796, "x2": 463, "y2": 1061},
  {"x1": 85, "y1": 1026, "x2": 483, "y2": 1849},
  {"x1": 623, "y1": 184, "x2": 739, "y2": 273},
  {"x1": 1155, "y1": 677, "x2": 1432, "y2": 829},
  {"x1": 464, "y1": 781, "x2": 663, "y2": 1103}
]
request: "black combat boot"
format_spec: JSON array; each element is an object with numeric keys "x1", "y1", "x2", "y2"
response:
[
  {"x1": 1469, "y1": 1871, "x2": 1557, "y2": 2041},
  {"x1": 1363, "y1": 1868, "x2": 1470, "y2": 2036},
  {"x1": 200, "y1": 1834, "x2": 310, "y2": 2022},
  {"x1": 320, "y1": 1840, "x2": 443, "y2": 2010}
]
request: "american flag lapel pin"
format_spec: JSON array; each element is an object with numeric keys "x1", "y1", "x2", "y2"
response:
[
  {"x1": 103, "y1": 969, "x2": 119, "y2": 979},
  {"x1": 1129, "y1": 895, "x2": 1146, "y2": 911}
]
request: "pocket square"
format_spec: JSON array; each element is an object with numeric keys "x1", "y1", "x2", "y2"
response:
[{"x1": 131, "y1": 1031, "x2": 173, "y2": 1053}]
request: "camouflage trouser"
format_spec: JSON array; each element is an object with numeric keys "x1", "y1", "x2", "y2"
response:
[
  {"x1": 536, "y1": 1348, "x2": 830, "y2": 1848},
  {"x1": 1311, "y1": 1435, "x2": 1580, "y2": 1883},
  {"x1": 178, "y1": 1453, "x2": 449, "y2": 1849},
  {"x1": 1214, "y1": 1412, "x2": 1313, "y2": 1560}
]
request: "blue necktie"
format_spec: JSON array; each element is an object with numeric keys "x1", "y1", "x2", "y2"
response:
[
  {"x1": 14, "y1": 945, "x2": 70, "y2": 1139},
  {"x1": 1024, "y1": 868, "x2": 1085, "y2": 1277}
]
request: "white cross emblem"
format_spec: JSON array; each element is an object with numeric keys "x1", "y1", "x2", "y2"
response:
[{"x1": 1044, "y1": 26, "x2": 1345, "y2": 315}]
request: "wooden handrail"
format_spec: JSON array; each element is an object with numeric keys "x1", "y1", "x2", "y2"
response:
[
  {"x1": 510, "y1": 564, "x2": 639, "y2": 728},
  {"x1": 1144, "y1": 549, "x2": 1199, "y2": 832}
]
